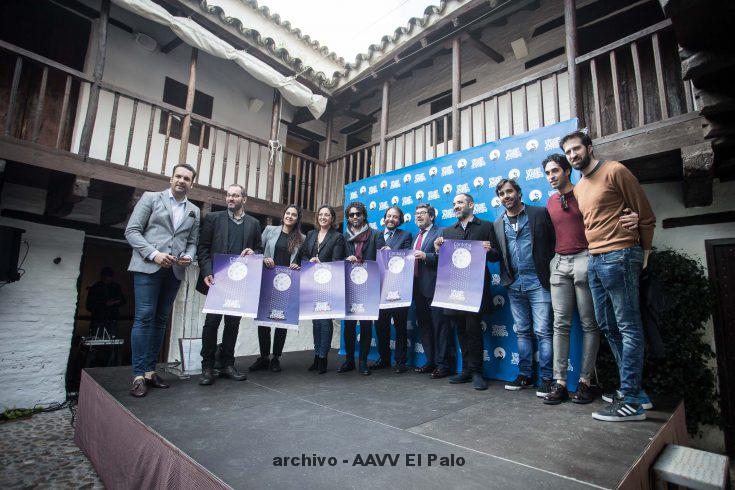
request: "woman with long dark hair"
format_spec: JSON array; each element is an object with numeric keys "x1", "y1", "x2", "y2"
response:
[
  {"x1": 293, "y1": 205, "x2": 345, "y2": 373},
  {"x1": 249, "y1": 205, "x2": 305, "y2": 373}
]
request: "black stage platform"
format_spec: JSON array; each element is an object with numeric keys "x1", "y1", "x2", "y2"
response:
[{"x1": 75, "y1": 351, "x2": 688, "y2": 489}]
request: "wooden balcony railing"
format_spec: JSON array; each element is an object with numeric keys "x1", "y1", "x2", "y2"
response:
[{"x1": 0, "y1": 39, "x2": 325, "y2": 213}]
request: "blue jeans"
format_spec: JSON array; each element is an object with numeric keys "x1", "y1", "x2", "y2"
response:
[
  {"x1": 508, "y1": 286, "x2": 553, "y2": 380},
  {"x1": 588, "y1": 246, "x2": 644, "y2": 404},
  {"x1": 131, "y1": 269, "x2": 181, "y2": 376},
  {"x1": 312, "y1": 319, "x2": 334, "y2": 358}
]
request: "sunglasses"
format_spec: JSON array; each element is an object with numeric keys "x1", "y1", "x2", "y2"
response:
[
  {"x1": 348, "y1": 212, "x2": 363, "y2": 217},
  {"x1": 560, "y1": 194, "x2": 569, "y2": 211}
]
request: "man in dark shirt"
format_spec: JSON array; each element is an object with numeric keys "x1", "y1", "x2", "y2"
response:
[
  {"x1": 434, "y1": 193, "x2": 498, "y2": 390},
  {"x1": 196, "y1": 184, "x2": 263, "y2": 385},
  {"x1": 86, "y1": 267, "x2": 126, "y2": 337}
]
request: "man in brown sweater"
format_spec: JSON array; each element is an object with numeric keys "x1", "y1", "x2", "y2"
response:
[{"x1": 561, "y1": 131, "x2": 655, "y2": 422}]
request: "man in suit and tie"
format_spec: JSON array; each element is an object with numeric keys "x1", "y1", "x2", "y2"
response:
[
  {"x1": 373, "y1": 206, "x2": 413, "y2": 373},
  {"x1": 125, "y1": 163, "x2": 201, "y2": 398},
  {"x1": 411, "y1": 204, "x2": 452, "y2": 379},
  {"x1": 196, "y1": 184, "x2": 263, "y2": 386}
]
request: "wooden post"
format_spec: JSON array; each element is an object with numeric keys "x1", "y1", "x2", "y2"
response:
[
  {"x1": 79, "y1": 0, "x2": 110, "y2": 158},
  {"x1": 323, "y1": 113, "x2": 333, "y2": 206},
  {"x1": 178, "y1": 47, "x2": 198, "y2": 164},
  {"x1": 265, "y1": 89, "x2": 282, "y2": 202},
  {"x1": 379, "y1": 80, "x2": 389, "y2": 173},
  {"x1": 451, "y1": 36, "x2": 461, "y2": 150},
  {"x1": 564, "y1": 0, "x2": 584, "y2": 128}
]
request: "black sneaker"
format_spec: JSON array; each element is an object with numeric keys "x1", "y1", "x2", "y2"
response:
[
  {"x1": 602, "y1": 390, "x2": 653, "y2": 410},
  {"x1": 448, "y1": 371, "x2": 472, "y2": 384},
  {"x1": 543, "y1": 382, "x2": 569, "y2": 405},
  {"x1": 248, "y1": 356, "x2": 270, "y2": 371},
  {"x1": 270, "y1": 357, "x2": 281, "y2": 373},
  {"x1": 472, "y1": 373, "x2": 487, "y2": 391},
  {"x1": 505, "y1": 375, "x2": 532, "y2": 391},
  {"x1": 337, "y1": 361, "x2": 355, "y2": 373},
  {"x1": 572, "y1": 382, "x2": 596, "y2": 404},
  {"x1": 592, "y1": 401, "x2": 646, "y2": 422},
  {"x1": 536, "y1": 378, "x2": 553, "y2": 398}
]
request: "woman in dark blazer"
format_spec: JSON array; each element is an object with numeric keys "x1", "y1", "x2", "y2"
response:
[
  {"x1": 249, "y1": 205, "x2": 305, "y2": 374},
  {"x1": 293, "y1": 205, "x2": 345, "y2": 373}
]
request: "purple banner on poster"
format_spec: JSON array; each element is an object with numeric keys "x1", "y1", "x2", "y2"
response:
[
  {"x1": 202, "y1": 253, "x2": 263, "y2": 317},
  {"x1": 299, "y1": 261, "x2": 346, "y2": 320},
  {"x1": 377, "y1": 249, "x2": 415, "y2": 309},
  {"x1": 432, "y1": 240, "x2": 485, "y2": 313},
  {"x1": 344, "y1": 260, "x2": 380, "y2": 320},
  {"x1": 255, "y1": 266, "x2": 300, "y2": 330}
]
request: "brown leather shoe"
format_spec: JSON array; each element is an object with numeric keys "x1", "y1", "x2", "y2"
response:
[
  {"x1": 145, "y1": 373, "x2": 170, "y2": 389},
  {"x1": 430, "y1": 368, "x2": 450, "y2": 379},
  {"x1": 130, "y1": 377, "x2": 148, "y2": 397},
  {"x1": 414, "y1": 364, "x2": 436, "y2": 374}
]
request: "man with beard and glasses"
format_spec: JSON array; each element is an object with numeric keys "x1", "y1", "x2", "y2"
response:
[
  {"x1": 341, "y1": 201, "x2": 378, "y2": 376},
  {"x1": 434, "y1": 193, "x2": 498, "y2": 390},
  {"x1": 373, "y1": 206, "x2": 413, "y2": 373},
  {"x1": 541, "y1": 154, "x2": 639, "y2": 406},
  {"x1": 489, "y1": 179, "x2": 555, "y2": 398},
  {"x1": 561, "y1": 131, "x2": 656, "y2": 422}
]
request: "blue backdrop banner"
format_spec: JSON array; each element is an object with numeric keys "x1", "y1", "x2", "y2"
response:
[{"x1": 342, "y1": 119, "x2": 584, "y2": 389}]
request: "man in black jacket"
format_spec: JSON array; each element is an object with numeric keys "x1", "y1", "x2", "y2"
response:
[
  {"x1": 434, "y1": 193, "x2": 499, "y2": 390},
  {"x1": 373, "y1": 206, "x2": 413, "y2": 373},
  {"x1": 197, "y1": 184, "x2": 263, "y2": 385},
  {"x1": 489, "y1": 179, "x2": 555, "y2": 397}
]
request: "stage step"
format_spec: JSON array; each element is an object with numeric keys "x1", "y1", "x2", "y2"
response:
[{"x1": 653, "y1": 444, "x2": 730, "y2": 490}]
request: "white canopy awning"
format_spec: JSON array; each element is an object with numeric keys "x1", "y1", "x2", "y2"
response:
[{"x1": 111, "y1": 0, "x2": 327, "y2": 118}]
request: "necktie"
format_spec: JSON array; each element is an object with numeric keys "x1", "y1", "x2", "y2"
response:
[
  {"x1": 385, "y1": 230, "x2": 393, "y2": 244},
  {"x1": 414, "y1": 229, "x2": 426, "y2": 277}
]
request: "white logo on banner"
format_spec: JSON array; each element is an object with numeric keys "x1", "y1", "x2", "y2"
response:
[
  {"x1": 441, "y1": 165, "x2": 454, "y2": 177},
  {"x1": 508, "y1": 168, "x2": 521, "y2": 180},
  {"x1": 443, "y1": 184, "x2": 453, "y2": 194},
  {"x1": 473, "y1": 176, "x2": 485, "y2": 188},
  {"x1": 474, "y1": 202, "x2": 488, "y2": 214},
  {"x1": 493, "y1": 295, "x2": 505, "y2": 308},
  {"x1": 369, "y1": 185, "x2": 378, "y2": 195},
  {"x1": 483, "y1": 350, "x2": 491, "y2": 362},
  {"x1": 428, "y1": 190, "x2": 440, "y2": 201},
  {"x1": 526, "y1": 139, "x2": 539, "y2": 151},
  {"x1": 360, "y1": 186, "x2": 366, "y2": 194},
  {"x1": 457, "y1": 158, "x2": 467, "y2": 169},
  {"x1": 491, "y1": 197, "x2": 502, "y2": 208},
  {"x1": 491, "y1": 274, "x2": 501, "y2": 285},
  {"x1": 488, "y1": 175, "x2": 503, "y2": 188},
  {"x1": 391, "y1": 196, "x2": 399, "y2": 205},
  {"x1": 414, "y1": 173, "x2": 426, "y2": 184},
  {"x1": 390, "y1": 179, "x2": 401, "y2": 189},
  {"x1": 529, "y1": 190, "x2": 542, "y2": 202},
  {"x1": 429, "y1": 167, "x2": 438, "y2": 177},
  {"x1": 380, "y1": 180, "x2": 388, "y2": 189},
  {"x1": 471, "y1": 157, "x2": 486, "y2": 169},
  {"x1": 441, "y1": 208, "x2": 454, "y2": 219},
  {"x1": 544, "y1": 136, "x2": 561, "y2": 151},
  {"x1": 494, "y1": 347, "x2": 506, "y2": 359},
  {"x1": 568, "y1": 360, "x2": 574, "y2": 372},
  {"x1": 511, "y1": 352, "x2": 520, "y2": 365},
  {"x1": 506, "y1": 148, "x2": 522, "y2": 161},
  {"x1": 416, "y1": 190, "x2": 425, "y2": 200},
  {"x1": 350, "y1": 191, "x2": 358, "y2": 200},
  {"x1": 369, "y1": 201, "x2": 376, "y2": 210},
  {"x1": 404, "y1": 213, "x2": 411, "y2": 222},
  {"x1": 492, "y1": 324, "x2": 508, "y2": 337},
  {"x1": 414, "y1": 342, "x2": 424, "y2": 354},
  {"x1": 480, "y1": 321, "x2": 488, "y2": 332},
  {"x1": 379, "y1": 201, "x2": 388, "y2": 211},
  {"x1": 489, "y1": 149, "x2": 501, "y2": 161},
  {"x1": 402, "y1": 196, "x2": 414, "y2": 206},
  {"x1": 369, "y1": 222, "x2": 377, "y2": 230},
  {"x1": 456, "y1": 183, "x2": 470, "y2": 194},
  {"x1": 403, "y1": 173, "x2": 412, "y2": 183},
  {"x1": 380, "y1": 218, "x2": 385, "y2": 226},
  {"x1": 526, "y1": 168, "x2": 544, "y2": 181}
]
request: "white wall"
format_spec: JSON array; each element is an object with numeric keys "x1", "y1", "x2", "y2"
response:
[{"x1": 0, "y1": 218, "x2": 84, "y2": 409}]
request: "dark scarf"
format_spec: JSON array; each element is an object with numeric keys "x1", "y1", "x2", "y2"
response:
[{"x1": 346, "y1": 225, "x2": 370, "y2": 261}]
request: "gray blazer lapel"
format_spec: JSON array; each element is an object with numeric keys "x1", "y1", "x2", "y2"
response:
[{"x1": 159, "y1": 191, "x2": 175, "y2": 232}]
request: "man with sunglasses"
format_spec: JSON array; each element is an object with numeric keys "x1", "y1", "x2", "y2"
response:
[{"x1": 542, "y1": 153, "x2": 639, "y2": 406}]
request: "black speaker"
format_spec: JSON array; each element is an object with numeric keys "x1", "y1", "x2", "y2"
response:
[{"x1": 0, "y1": 225, "x2": 25, "y2": 282}]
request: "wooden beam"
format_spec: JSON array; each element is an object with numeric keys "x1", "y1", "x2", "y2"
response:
[
  {"x1": 379, "y1": 80, "x2": 390, "y2": 173},
  {"x1": 160, "y1": 37, "x2": 183, "y2": 54},
  {"x1": 451, "y1": 36, "x2": 461, "y2": 149},
  {"x1": 681, "y1": 141, "x2": 714, "y2": 207},
  {"x1": 564, "y1": 0, "x2": 584, "y2": 127},
  {"x1": 662, "y1": 211, "x2": 735, "y2": 229},
  {"x1": 79, "y1": 0, "x2": 110, "y2": 158},
  {"x1": 466, "y1": 34, "x2": 505, "y2": 63},
  {"x1": 178, "y1": 47, "x2": 198, "y2": 164}
]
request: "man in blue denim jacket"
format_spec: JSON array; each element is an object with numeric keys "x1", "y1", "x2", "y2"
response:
[{"x1": 561, "y1": 131, "x2": 656, "y2": 422}]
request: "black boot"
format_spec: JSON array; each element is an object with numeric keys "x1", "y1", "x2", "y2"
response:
[
  {"x1": 318, "y1": 357, "x2": 328, "y2": 374},
  {"x1": 199, "y1": 368, "x2": 216, "y2": 386},
  {"x1": 307, "y1": 355, "x2": 319, "y2": 371}
]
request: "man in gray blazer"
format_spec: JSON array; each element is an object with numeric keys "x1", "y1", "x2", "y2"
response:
[{"x1": 125, "y1": 163, "x2": 200, "y2": 398}]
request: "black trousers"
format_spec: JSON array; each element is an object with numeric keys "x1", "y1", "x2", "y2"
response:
[
  {"x1": 343, "y1": 320, "x2": 372, "y2": 363},
  {"x1": 414, "y1": 289, "x2": 453, "y2": 370},
  {"x1": 257, "y1": 326, "x2": 287, "y2": 357},
  {"x1": 449, "y1": 313, "x2": 483, "y2": 374},
  {"x1": 201, "y1": 313, "x2": 241, "y2": 369},
  {"x1": 376, "y1": 308, "x2": 408, "y2": 366}
]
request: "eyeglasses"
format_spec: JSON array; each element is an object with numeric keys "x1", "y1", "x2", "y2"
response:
[
  {"x1": 560, "y1": 194, "x2": 569, "y2": 211},
  {"x1": 348, "y1": 212, "x2": 362, "y2": 217},
  {"x1": 414, "y1": 211, "x2": 428, "y2": 216}
]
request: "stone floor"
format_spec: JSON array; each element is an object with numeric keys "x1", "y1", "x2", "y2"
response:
[{"x1": 0, "y1": 407, "x2": 103, "y2": 489}]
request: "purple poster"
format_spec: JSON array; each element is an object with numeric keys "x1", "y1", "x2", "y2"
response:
[
  {"x1": 432, "y1": 240, "x2": 486, "y2": 312},
  {"x1": 202, "y1": 254, "x2": 263, "y2": 318},
  {"x1": 255, "y1": 266, "x2": 300, "y2": 330},
  {"x1": 299, "y1": 261, "x2": 346, "y2": 320},
  {"x1": 344, "y1": 260, "x2": 380, "y2": 320},
  {"x1": 377, "y1": 249, "x2": 415, "y2": 309}
]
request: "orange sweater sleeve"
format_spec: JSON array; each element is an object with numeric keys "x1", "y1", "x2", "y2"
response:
[{"x1": 610, "y1": 162, "x2": 656, "y2": 250}]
